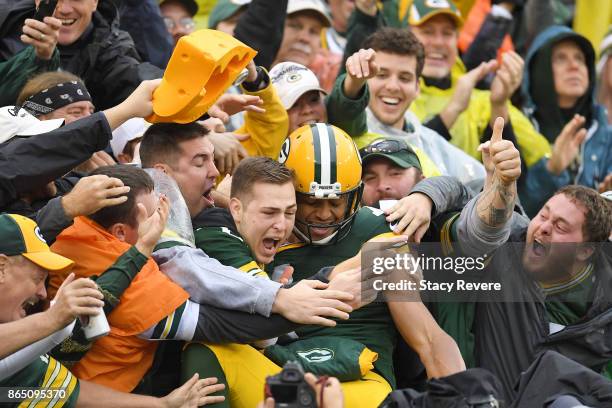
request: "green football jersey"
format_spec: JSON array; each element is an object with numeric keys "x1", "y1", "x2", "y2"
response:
[
  {"x1": 1, "y1": 354, "x2": 80, "y2": 408},
  {"x1": 194, "y1": 208, "x2": 268, "y2": 278},
  {"x1": 421, "y1": 213, "x2": 477, "y2": 367},
  {"x1": 543, "y1": 263, "x2": 595, "y2": 327},
  {"x1": 268, "y1": 206, "x2": 399, "y2": 386}
]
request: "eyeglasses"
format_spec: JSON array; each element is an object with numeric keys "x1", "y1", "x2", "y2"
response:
[
  {"x1": 163, "y1": 17, "x2": 195, "y2": 31},
  {"x1": 359, "y1": 139, "x2": 413, "y2": 156}
]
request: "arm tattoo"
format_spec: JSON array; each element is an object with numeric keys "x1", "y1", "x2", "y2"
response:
[{"x1": 477, "y1": 178, "x2": 516, "y2": 227}]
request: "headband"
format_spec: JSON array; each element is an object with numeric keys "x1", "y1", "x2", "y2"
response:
[{"x1": 22, "y1": 80, "x2": 92, "y2": 117}]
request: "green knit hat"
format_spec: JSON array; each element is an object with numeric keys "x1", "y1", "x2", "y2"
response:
[
  {"x1": 208, "y1": 0, "x2": 251, "y2": 29},
  {"x1": 409, "y1": 0, "x2": 463, "y2": 28}
]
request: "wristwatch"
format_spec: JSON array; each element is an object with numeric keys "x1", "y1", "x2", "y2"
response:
[{"x1": 242, "y1": 66, "x2": 268, "y2": 91}]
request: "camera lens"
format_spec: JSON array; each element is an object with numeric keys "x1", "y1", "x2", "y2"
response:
[{"x1": 299, "y1": 391, "x2": 313, "y2": 406}]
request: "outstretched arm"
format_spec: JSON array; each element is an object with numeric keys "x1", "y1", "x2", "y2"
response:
[
  {"x1": 138, "y1": 299, "x2": 301, "y2": 344},
  {"x1": 77, "y1": 373, "x2": 225, "y2": 408},
  {"x1": 379, "y1": 244, "x2": 466, "y2": 378},
  {"x1": 102, "y1": 79, "x2": 161, "y2": 130},
  {"x1": 388, "y1": 301, "x2": 466, "y2": 378},
  {"x1": 139, "y1": 277, "x2": 354, "y2": 344},
  {"x1": 383, "y1": 176, "x2": 475, "y2": 242}
]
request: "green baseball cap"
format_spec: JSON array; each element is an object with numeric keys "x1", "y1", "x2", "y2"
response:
[
  {"x1": 0, "y1": 214, "x2": 73, "y2": 272},
  {"x1": 409, "y1": 0, "x2": 463, "y2": 28},
  {"x1": 208, "y1": 0, "x2": 251, "y2": 29},
  {"x1": 360, "y1": 138, "x2": 422, "y2": 171}
]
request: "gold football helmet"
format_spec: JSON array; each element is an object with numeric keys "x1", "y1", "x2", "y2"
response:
[{"x1": 279, "y1": 123, "x2": 363, "y2": 244}]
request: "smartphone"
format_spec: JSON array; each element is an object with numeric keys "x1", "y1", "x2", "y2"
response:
[{"x1": 33, "y1": 0, "x2": 58, "y2": 21}]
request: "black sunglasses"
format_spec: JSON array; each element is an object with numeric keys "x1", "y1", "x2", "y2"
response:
[{"x1": 359, "y1": 139, "x2": 413, "y2": 157}]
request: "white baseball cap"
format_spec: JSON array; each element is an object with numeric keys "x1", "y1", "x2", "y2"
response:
[
  {"x1": 0, "y1": 106, "x2": 64, "y2": 144},
  {"x1": 270, "y1": 62, "x2": 328, "y2": 110},
  {"x1": 111, "y1": 118, "x2": 150, "y2": 158},
  {"x1": 287, "y1": 0, "x2": 332, "y2": 26}
]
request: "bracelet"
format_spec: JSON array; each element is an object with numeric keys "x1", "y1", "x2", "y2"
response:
[{"x1": 242, "y1": 66, "x2": 267, "y2": 91}]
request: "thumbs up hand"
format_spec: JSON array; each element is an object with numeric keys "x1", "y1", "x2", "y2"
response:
[{"x1": 478, "y1": 117, "x2": 521, "y2": 186}]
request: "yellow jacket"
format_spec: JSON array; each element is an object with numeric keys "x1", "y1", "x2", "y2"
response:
[
  {"x1": 235, "y1": 72, "x2": 289, "y2": 160},
  {"x1": 410, "y1": 59, "x2": 551, "y2": 167}
]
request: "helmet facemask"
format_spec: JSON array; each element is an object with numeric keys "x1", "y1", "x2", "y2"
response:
[{"x1": 293, "y1": 183, "x2": 363, "y2": 245}]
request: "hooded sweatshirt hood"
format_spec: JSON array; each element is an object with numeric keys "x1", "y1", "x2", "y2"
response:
[{"x1": 522, "y1": 26, "x2": 597, "y2": 143}]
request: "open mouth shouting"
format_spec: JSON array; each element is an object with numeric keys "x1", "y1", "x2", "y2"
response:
[
  {"x1": 260, "y1": 236, "x2": 282, "y2": 261},
  {"x1": 202, "y1": 186, "x2": 215, "y2": 207},
  {"x1": 528, "y1": 237, "x2": 550, "y2": 260},
  {"x1": 20, "y1": 297, "x2": 39, "y2": 318}
]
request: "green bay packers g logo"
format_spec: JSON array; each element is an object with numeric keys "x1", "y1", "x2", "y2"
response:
[
  {"x1": 426, "y1": 0, "x2": 451, "y2": 8},
  {"x1": 296, "y1": 348, "x2": 334, "y2": 363},
  {"x1": 34, "y1": 227, "x2": 47, "y2": 244},
  {"x1": 287, "y1": 73, "x2": 302, "y2": 83},
  {"x1": 278, "y1": 138, "x2": 291, "y2": 164}
]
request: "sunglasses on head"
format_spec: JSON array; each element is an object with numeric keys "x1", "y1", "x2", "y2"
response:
[{"x1": 359, "y1": 139, "x2": 413, "y2": 157}]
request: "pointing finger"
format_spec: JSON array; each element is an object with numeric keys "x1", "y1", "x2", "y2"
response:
[{"x1": 360, "y1": 53, "x2": 370, "y2": 77}]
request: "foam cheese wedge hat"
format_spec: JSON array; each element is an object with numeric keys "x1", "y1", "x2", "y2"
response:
[{"x1": 147, "y1": 29, "x2": 257, "y2": 124}]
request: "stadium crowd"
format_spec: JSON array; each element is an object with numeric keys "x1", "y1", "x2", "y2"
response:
[{"x1": 0, "y1": 0, "x2": 611, "y2": 407}]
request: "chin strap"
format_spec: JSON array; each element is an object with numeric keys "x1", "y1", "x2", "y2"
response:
[{"x1": 292, "y1": 224, "x2": 339, "y2": 246}]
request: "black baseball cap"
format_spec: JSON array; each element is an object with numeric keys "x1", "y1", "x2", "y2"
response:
[{"x1": 159, "y1": 0, "x2": 199, "y2": 17}]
